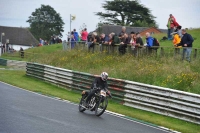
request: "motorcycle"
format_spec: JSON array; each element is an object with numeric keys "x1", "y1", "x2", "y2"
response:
[{"x1": 79, "y1": 88, "x2": 112, "y2": 116}]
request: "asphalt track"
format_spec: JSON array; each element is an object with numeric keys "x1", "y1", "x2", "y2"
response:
[{"x1": 0, "y1": 82, "x2": 172, "y2": 133}]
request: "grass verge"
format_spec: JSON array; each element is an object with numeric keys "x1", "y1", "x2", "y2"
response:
[{"x1": 0, "y1": 68, "x2": 199, "y2": 133}]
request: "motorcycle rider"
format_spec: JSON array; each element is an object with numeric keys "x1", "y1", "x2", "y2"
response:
[{"x1": 83, "y1": 72, "x2": 109, "y2": 107}]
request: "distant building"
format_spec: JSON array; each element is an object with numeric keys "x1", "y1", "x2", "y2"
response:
[
  {"x1": 0, "y1": 26, "x2": 38, "y2": 46},
  {"x1": 100, "y1": 25, "x2": 166, "y2": 36}
]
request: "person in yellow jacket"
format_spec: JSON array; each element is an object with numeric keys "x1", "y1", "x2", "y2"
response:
[{"x1": 171, "y1": 32, "x2": 182, "y2": 54}]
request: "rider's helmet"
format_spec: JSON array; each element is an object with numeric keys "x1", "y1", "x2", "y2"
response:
[{"x1": 101, "y1": 72, "x2": 108, "y2": 81}]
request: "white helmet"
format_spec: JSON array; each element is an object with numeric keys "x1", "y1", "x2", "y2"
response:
[{"x1": 101, "y1": 72, "x2": 108, "y2": 81}]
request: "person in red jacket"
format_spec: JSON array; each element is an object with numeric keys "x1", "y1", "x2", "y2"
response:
[{"x1": 167, "y1": 14, "x2": 180, "y2": 40}]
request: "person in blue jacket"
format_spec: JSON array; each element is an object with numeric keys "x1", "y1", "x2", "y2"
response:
[
  {"x1": 179, "y1": 29, "x2": 194, "y2": 62},
  {"x1": 145, "y1": 32, "x2": 154, "y2": 54},
  {"x1": 73, "y1": 29, "x2": 79, "y2": 42},
  {"x1": 71, "y1": 35, "x2": 76, "y2": 49}
]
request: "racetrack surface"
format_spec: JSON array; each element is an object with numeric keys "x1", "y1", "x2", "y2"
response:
[{"x1": 0, "y1": 82, "x2": 170, "y2": 133}]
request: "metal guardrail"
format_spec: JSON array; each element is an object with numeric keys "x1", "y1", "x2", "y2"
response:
[
  {"x1": 26, "y1": 63, "x2": 126, "y2": 102},
  {"x1": 26, "y1": 62, "x2": 200, "y2": 124}
]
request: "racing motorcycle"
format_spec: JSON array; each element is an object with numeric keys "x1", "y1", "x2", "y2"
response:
[{"x1": 79, "y1": 87, "x2": 112, "y2": 116}]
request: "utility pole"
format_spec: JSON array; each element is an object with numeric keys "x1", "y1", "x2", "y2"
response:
[
  {"x1": 69, "y1": 14, "x2": 76, "y2": 50},
  {"x1": 70, "y1": 14, "x2": 71, "y2": 49}
]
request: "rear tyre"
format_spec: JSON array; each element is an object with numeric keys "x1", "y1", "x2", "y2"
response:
[
  {"x1": 79, "y1": 97, "x2": 86, "y2": 112},
  {"x1": 95, "y1": 97, "x2": 108, "y2": 116}
]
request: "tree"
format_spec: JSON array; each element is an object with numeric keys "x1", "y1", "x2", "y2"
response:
[
  {"x1": 27, "y1": 5, "x2": 65, "y2": 41},
  {"x1": 95, "y1": 0, "x2": 157, "y2": 27}
]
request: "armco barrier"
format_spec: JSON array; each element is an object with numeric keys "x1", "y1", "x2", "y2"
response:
[
  {"x1": 26, "y1": 63, "x2": 126, "y2": 102},
  {"x1": 26, "y1": 62, "x2": 200, "y2": 124}
]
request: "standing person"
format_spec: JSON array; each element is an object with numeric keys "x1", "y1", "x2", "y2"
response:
[
  {"x1": 167, "y1": 14, "x2": 180, "y2": 40},
  {"x1": 88, "y1": 32, "x2": 100, "y2": 51},
  {"x1": 118, "y1": 33, "x2": 129, "y2": 54},
  {"x1": 136, "y1": 32, "x2": 144, "y2": 46},
  {"x1": 81, "y1": 28, "x2": 88, "y2": 43},
  {"x1": 145, "y1": 32, "x2": 154, "y2": 54},
  {"x1": 129, "y1": 32, "x2": 136, "y2": 55},
  {"x1": 71, "y1": 35, "x2": 76, "y2": 49},
  {"x1": 2, "y1": 44, "x2": 5, "y2": 53},
  {"x1": 135, "y1": 32, "x2": 144, "y2": 56},
  {"x1": 100, "y1": 33, "x2": 109, "y2": 45},
  {"x1": 39, "y1": 38, "x2": 43, "y2": 46},
  {"x1": 176, "y1": 26, "x2": 182, "y2": 38},
  {"x1": 20, "y1": 47, "x2": 24, "y2": 58},
  {"x1": 119, "y1": 26, "x2": 127, "y2": 37},
  {"x1": 171, "y1": 31, "x2": 181, "y2": 54},
  {"x1": 179, "y1": 29, "x2": 194, "y2": 62},
  {"x1": 73, "y1": 29, "x2": 79, "y2": 42}
]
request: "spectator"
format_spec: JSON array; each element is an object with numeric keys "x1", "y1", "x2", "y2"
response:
[
  {"x1": 171, "y1": 31, "x2": 181, "y2": 54},
  {"x1": 50, "y1": 36, "x2": 54, "y2": 44},
  {"x1": 113, "y1": 33, "x2": 120, "y2": 45},
  {"x1": 167, "y1": 14, "x2": 180, "y2": 40},
  {"x1": 71, "y1": 35, "x2": 76, "y2": 49},
  {"x1": 119, "y1": 26, "x2": 127, "y2": 37},
  {"x1": 44, "y1": 40, "x2": 48, "y2": 45},
  {"x1": 2, "y1": 44, "x2": 5, "y2": 53},
  {"x1": 176, "y1": 26, "x2": 182, "y2": 38},
  {"x1": 55, "y1": 36, "x2": 60, "y2": 44},
  {"x1": 100, "y1": 33, "x2": 109, "y2": 45},
  {"x1": 136, "y1": 32, "x2": 144, "y2": 46},
  {"x1": 179, "y1": 29, "x2": 194, "y2": 62},
  {"x1": 20, "y1": 47, "x2": 24, "y2": 58},
  {"x1": 129, "y1": 32, "x2": 136, "y2": 55},
  {"x1": 118, "y1": 33, "x2": 129, "y2": 54},
  {"x1": 73, "y1": 29, "x2": 79, "y2": 41},
  {"x1": 39, "y1": 38, "x2": 44, "y2": 46},
  {"x1": 108, "y1": 33, "x2": 115, "y2": 45},
  {"x1": 81, "y1": 28, "x2": 88, "y2": 42},
  {"x1": 88, "y1": 32, "x2": 100, "y2": 50},
  {"x1": 145, "y1": 32, "x2": 154, "y2": 54}
]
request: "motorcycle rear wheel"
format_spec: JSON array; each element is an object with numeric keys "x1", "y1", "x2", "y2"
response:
[{"x1": 95, "y1": 97, "x2": 108, "y2": 116}]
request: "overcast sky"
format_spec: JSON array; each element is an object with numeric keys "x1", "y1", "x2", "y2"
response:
[{"x1": 0, "y1": 0, "x2": 200, "y2": 40}]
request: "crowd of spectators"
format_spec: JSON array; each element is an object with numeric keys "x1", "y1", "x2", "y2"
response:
[
  {"x1": 67, "y1": 21, "x2": 194, "y2": 62},
  {"x1": 38, "y1": 36, "x2": 62, "y2": 47},
  {"x1": 67, "y1": 26, "x2": 147, "y2": 55},
  {"x1": 81, "y1": 26, "x2": 146, "y2": 55}
]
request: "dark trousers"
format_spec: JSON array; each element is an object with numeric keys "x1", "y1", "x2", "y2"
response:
[
  {"x1": 21, "y1": 51, "x2": 24, "y2": 58},
  {"x1": 119, "y1": 44, "x2": 126, "y2": 54},
  {"x1": 167, "y1": 28, "x2": 173, "y2": 40},
  {"x1": 86, "y1": 89, "x2": 98, "y2": 103}
]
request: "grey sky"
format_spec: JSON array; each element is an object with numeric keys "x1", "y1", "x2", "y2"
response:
[{"x1": 0, "y1": 0, "x2": 200, "y2": 40}]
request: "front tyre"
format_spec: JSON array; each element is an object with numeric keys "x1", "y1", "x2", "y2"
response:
[
  {"x1": 79, "y1": 97, "x2": 86, "y2": 112},
  {"x1": 95, "y1": 97, "x2": 108, "y2": 116}
]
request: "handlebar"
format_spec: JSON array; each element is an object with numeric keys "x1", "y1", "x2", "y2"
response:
[{"x1": 94, "y1": 87, "x2": 112, "y2": 98}]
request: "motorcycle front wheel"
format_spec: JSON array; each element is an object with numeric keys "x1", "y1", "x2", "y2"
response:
[
  {"x1": 79, "y1": 97, "x2": 86, "y2": 112},
  {"x1": 95, "y1": 97, "x2": 108, "y2": 116}
]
